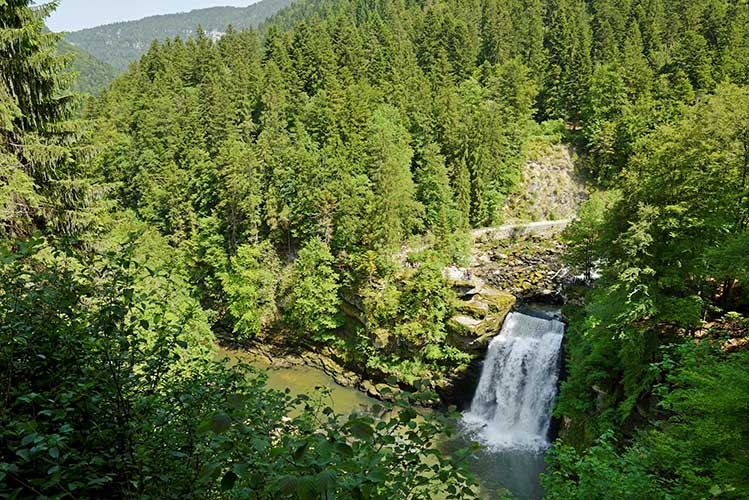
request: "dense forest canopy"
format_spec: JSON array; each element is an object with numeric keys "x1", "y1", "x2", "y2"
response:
[{"x1": 2, "y1": 0, "x2": 748, "y2": 498}]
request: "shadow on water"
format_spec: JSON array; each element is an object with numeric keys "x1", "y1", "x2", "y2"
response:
[{"x1": 218, "y1": 347, "x2": 374, "y2": 415}]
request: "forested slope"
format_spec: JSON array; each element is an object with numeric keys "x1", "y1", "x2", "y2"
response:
[
  {"x1": 64, "y1": 0, "x2": 291, "y2": 71},
  {"x1": 56, "y1": 39, "x2": 118, "y2": 95},
  {"x1": 2, "y1": 0, "x2": 748, "y2": 498},
  {"x1": 88, "y1": 0, "x2": 541, "y2": 389}
]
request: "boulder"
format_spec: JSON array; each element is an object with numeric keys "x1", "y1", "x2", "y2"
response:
[
  {"x1": 447, "y1": 315, "x2": 500, "y2": 352},
  {"x1": 478, "y1": 287, "x2": 516, "y2": 317},
  {"x1": 448, "y1": 315, "x2": 486, "y2": 337},
  {"x1": 375, "y1": 383, "x2": 401, "y2": 401},
  {"x1": 361, "y1": 380, "x2": 380, "y2": 398},
  {"x1": 334, "y1": 371, "x2": 360, "y2": 387},
  {"x1": 456, "y1": 296, "x2": 491, "y2": 317},
  {"x1": 444, "y1": 266, "x2": 484, "y2": 290},
  {"x1": 447, "y1": 288, "x2": 515, "y2": 352},
  {"x1": 372, "y1": 328, "x2": 391, "y2": 349}
]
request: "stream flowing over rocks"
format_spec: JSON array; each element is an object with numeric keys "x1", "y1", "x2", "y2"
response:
[{"x1": 243, "y1": 141, "x2": 586, "y2": 407}]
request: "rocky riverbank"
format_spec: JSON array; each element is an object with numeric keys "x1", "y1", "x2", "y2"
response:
[
  {"x1": 231, "y1": 227, "x2": 575, "y2": 409},
  {"x1": 470, "y1": 235, "x2": 569, "y2": 301},
  {"x1": 240, "y1": 341, "x2": 409, "y2": 403}
]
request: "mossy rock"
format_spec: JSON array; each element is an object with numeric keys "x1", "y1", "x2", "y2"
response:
[
  {"x1": 447, "y1": 315, "x2": 502, "y2": 352},
  {"x1": 448, "y1": 315, "x2": 487, "y2": 337},
  {"x1": 455, "y1": 296, "x2": 491, "y2": 317},
  {"x1": 372, "y1": 328, "x2": 391, "y2": 349},
  {"x1": 447, "y1": 290, "x2": 515, "y2": 352},
  {"x1": 444, "y1": 266, "x2": 484, "y2": 289},
  {"x1": 478, "y1": 287, "x2": 516, "y2": 317}
]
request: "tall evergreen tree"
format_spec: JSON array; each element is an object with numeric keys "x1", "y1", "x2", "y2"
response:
[
  {"x1": 366, "y1": 105, "x2": 421, "y2": 249},
  {"x1": 543, "y1": 0, "x2": 593, "y2": 125},
  {"x1": 0, "y1": 0, "x2": 98, "y2": 240}
]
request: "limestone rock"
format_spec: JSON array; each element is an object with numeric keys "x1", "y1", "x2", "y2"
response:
[
  {"x1": 444, "y1": 266, "x2": 484, "y2": 291},
  {"x1": 478, "y1": 287, "x2": 516, "y2": 317},
  {"x1": 448, "y1": 315, "x2": 501, "y2": 352},
  {"x1": 372, "y1": 328, "x2": 391, "y2": 349},
  {"x1": 334, "y1": 371, "x2": 360, "y2": 387},
  {"x1": 447, "y1": 285, "x2": 515, "y2": 353},
  {"x1": 448, "y1": 315, "x2": 486, "y2": 337},
  {"x1": 361, "y1": 380, "x2": 380, "y2": 398},
  {"x1": 456, "y1": 296, "x2": 490, "y2": 317}
]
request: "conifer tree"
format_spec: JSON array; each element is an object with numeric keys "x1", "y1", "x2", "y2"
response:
[
  {"x1": 366, "y1": 106, "x2": 421, "y2": 249},
  {"x1": 0, "y1": 0, "x2": 97, "y2": 240},
  {"x1": 543, "y1": 0, "x2": 593, "y2": 125},
  {"x1": 284, "y1": 238, "x2": 343, "y2": 342},
  {"x1": 415, "y1": 142, "x2": 457, "y2": 237}
]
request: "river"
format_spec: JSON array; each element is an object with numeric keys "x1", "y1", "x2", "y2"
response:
[{"x1": 220, "y1": 338, "x2": 557, "y2": 500}]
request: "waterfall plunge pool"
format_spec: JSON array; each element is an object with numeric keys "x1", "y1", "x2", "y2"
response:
[
  {"x1": 220, "y1": 307, "x2": 564, "y2": 500},
  {"x1": 453, "y1": 309, "x2": 565, "y2": 499}
]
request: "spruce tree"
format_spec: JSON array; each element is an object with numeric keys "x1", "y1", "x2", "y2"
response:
[{"x1": 0, "y1": 0, "x2": 97, "y2": 240}]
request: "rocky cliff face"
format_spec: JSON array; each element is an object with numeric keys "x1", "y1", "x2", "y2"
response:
[
  {"x1": 443, "y1": 232, "x2": 568, "y2": 352},
  {"x1": 503, "y1": 143, "x2": 588, "y2": 223}
]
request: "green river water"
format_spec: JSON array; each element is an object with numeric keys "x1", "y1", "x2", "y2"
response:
[{"x1": 220, "y1": 348, "x2": 547, "y2": 499}]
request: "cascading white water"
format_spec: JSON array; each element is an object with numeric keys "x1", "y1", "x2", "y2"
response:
[{"x1": 463, "y1": 312, "x2": 564, "y2": 451}]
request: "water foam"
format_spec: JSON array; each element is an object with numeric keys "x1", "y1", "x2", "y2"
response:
[{"x1": 463, "y1": 312, "x2": 564, "y2": 452}]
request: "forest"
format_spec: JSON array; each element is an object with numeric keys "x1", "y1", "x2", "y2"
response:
[
  {"x1": 1, "y1": 0, "x2": 748, "y2": 498},
  {"x1": 63, "y1": 0, "x2": 291, "y2": 72},
  {"x1": 56, "y1": 39, "x2": 118, "y2": 95}
]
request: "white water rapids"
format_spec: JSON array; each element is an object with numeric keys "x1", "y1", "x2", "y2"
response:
[{"x1": 463, "y1": 311, "x2": 564, "y2": 451}]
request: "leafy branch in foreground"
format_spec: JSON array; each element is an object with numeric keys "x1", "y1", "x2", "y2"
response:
[{"x1": 0, "y1": 237, "x2": 479, "y2": 499}]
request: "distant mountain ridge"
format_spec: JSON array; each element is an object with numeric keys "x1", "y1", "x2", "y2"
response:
[{"x1": 64, "y1": 0, "x2": 291, "y2": 72}]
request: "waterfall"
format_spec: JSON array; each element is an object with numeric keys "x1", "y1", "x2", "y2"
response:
[{"x1": 463, "y1": 311, "x2": 565, "y2": 451}]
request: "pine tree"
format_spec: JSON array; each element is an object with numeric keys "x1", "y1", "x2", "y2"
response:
[
  {"x1": 415, "y1": 143, "x2": 457, "y2": 237},
  {"x1": 720, "y1": 0, "x2": 749, "y2": 85},
  {"x1": 284, "y1": 239, "x2": 343, "y2": 342},
  {"x1": 216, "y1": 137, "x2": 262, "y2": 252},
  {"x1": 452, "y1": 156, "x2": 471, "y2": 226},
  {"x1": 0, "y1": 0, "x2": 99, "y2": 240},
  {"x1": 221, "y1": 240, "x2": 281, "y2": 341},
  {"x1": 543, "y1": 0, "x2": 593, "y2": 125},
  {"x1": 366, "y1": 105, "x2": 421, "y2": 249}
]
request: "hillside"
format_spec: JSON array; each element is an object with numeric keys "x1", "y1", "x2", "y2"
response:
[
  {"x1": 56, "y1": 39, "x2": 118, "y2": 95},
  {"x1": 3, "y1": 0, "x2": 749, "y2": 499},
  {"x1": 63, "y1": 0, "x2": 291, "y2": 71}
]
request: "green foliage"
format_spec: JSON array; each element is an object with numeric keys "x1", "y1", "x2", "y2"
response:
[
  {"x1": 0, "y1": 236, "x2": 216, "y2": 497},
  {"x1": 562, "y1": 190, "x2": 620, "y2": 281},
  {"x1": 549, "y1": 43, "x2": 749, "y2": 500},
  {"x1": 6, "y1": 0, "x2": 749, "y2": 497},
  {"x1": 366, "y1": 105, "x2": 422, "y2": 249},
  {"x1": 356, "y1": 253, "x2": 470, "y2": 385},
  {"x1": 546, "y1": 340, "x2": 749, "y2": 500},
  {"x1": 1, "y1": 0, "x2": 102, "y2": 240},
  {"x1": 415, "y1": 142, "x2": 460, "y2": 237},
  {"x1": 543, "y1": 432, "x2": 665, "y2": 499},
  {"x1": 0, "y1": 237, "x2": 479, "y2": 499},
  {"x1": 284, "y1": 239, "x2": 343, "y2": 342},
  {"x1": 645, "y1": 341, "x2": 749, "y2": 498},
  {"x1": 221, "y1": 241, "x2": 282, "y2": 341}
]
